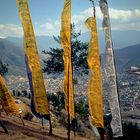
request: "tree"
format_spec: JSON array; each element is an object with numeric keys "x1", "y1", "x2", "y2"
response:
[
  {"x1": 12, "y1": 90, "x2": 16, "y2": 96},
  {"x1": 0, "y1": 60, "x2": 8, "y2": 76},
  {"x1": 75, "y1": 97, "x2": 89, "y2": 119},
  {"x1": 42, "y1": 24, "x2": 88, "y2": 74},
  {"x1": 17, "y1": 91, "x2": 21, "y2": 97},
  {"x1": 47, "y1": 91, "x2": 65, "y2": 110},
  {"x1": 42, "y1": 48, "x2": 64, "y2": 73},
  {"x1": 22, "y1": 90, "x2": 28, "y2": 97},
  {"x1": 28, "y1": 93, "x2": 31, "y2": 99},
  {"x1": 121, "y1": 122, "x2": 140, "y2": 140}
]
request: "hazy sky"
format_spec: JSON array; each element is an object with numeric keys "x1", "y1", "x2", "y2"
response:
[{"x1": 0, "y1": 0, "x2": 140, "y2": 38}]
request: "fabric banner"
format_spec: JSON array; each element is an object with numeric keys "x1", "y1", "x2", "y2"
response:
[
  {"x1": 99, "y1": 0, "x2": 123, "y2": 137},
  {"x1": 85, "y1": 17, "x2": 104, "y2": 128},
  {"x1": 16, "y1": 0, "x2": 49, "y2": 116},
  {"x1": 60, "y1": 0, "x2": 74, "y2": 118},
  {"x1": 0, "y1": 75, "x2": 19, "y2": 116}
]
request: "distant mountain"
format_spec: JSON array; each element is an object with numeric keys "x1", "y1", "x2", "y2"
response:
[
  {"x1": 0, "y1": 38, "x2": 25, "y2": 76},
  {"x1": 101, "y1": 43, "x2": 140, "y2": 72},
  {"x1": 6, "y1": 30, "x2": 140, "y2": 53},
  {"x1": 0, "y1": 38, "x2": 50, "y2": 76},
  {"x1": 80, "y1": 30, "x2": 140, "y2": 53},
  {"x1": 6, "y1": 35, "x2": 60, "y2": 51},
  {"x1": 0, "y1": 34, "x2": 140, "y2": 76},
  {"x1": 115, "y1": 43, "x2": 140, "y2": 71}
]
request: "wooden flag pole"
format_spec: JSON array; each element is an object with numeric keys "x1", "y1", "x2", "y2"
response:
[
  {"x1": 67, "y1": 66, "x2": 71, "y2": 140},
  {"x1": 89, "y1": 0, "x2": 95, "y2": 17},
  {"x1": 49, "y1": 115, "x2": 52, "y2": 135},
  {"x1": 70, "y1": 25, "x2": 76, "y2": 137},
  {"x1": 0, "y1": 120, "x2": 8, "y2": 134},
  {"x1": 41, "y1": 118, "x2": 44, "y2": 129},
  {"x1": 67, "y1": 108, "x2": 70, "y2": 139},
  {"x1": 19, "y1": 114, "x2": 25, "y2": 126},
  {"x1": 19, "y1": 109, "x2": 25, "y2": 126}
]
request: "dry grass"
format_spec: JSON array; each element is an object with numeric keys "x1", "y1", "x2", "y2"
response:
[{"x1": 0, "y1": 101, "x2": 96, "y2": 140}]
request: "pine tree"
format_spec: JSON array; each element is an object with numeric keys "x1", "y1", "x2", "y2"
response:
[
  {"x1": 42, "y1": 24, "x2": 88, "y2": 74},
  {"x1": 0, "y1": 60, "x2": 8, "y2": 76}
]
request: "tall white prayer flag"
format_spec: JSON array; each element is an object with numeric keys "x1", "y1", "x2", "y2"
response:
[{"x1": 99, "y1": 0, "x2": 123, "y2": 137}]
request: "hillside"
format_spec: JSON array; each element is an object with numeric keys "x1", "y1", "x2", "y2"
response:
[
  {"x1": 101, "y1": 43, "x2": 140, "y2": 71},
  {"x1": 0, "y1": 95, "x2": 96, "y2": 140},
  {"x1": 0, "y1": 113, "x2": 96, "y2": 140},
  {"x1": 0, "y1": 38, "x2": 26, "y2": 76},
  {"x1": 1, "y1": 36, "x2": 140, "y2": 76},
  {"x1": 0, "y1": 36, "x2": 59, "y2": 76},
  {"x1": 115, "y1": 43, "x2": 140, "y2": 70},
  {"x1": 6, "y1": 36, "x2": 60, "y2": 51}
]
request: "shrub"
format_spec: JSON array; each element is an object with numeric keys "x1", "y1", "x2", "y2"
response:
[
  {"x1": 59, "y1": 109, "x2": 67, "y2": 127},
  {"x1": 75, "y1": 97, "x2": 89, "y2": 119},
  {"x1": 73, "y1": 77, "x2": 78, "y2": 84},
  {"x1": 23, "y1": 112, "x2": 33, "y2": 121},
  {"x1": 121, "y1": 122, "x2": 140, "y2": 140},
  {"x1": 47, "y1": 91, "x2": 65, "y2": 110}
]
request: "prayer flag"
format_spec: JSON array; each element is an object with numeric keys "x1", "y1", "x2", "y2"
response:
[
  {"x1": 16, "y1": 0, "x2": 49, "y2": 116},
  {"x1": 60, "y1": 0, "x2": 74, "y2": 118},
  {"x1": 99, "y1": 0, "x2": 123, "y2": 137},
  {"x1": 85, "y1": 17, "x2": 104, "y2": 128}
]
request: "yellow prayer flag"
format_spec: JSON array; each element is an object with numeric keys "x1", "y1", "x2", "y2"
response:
[
  {"x1": 0, "y1": 75, "x2": 19, "y2": 116},
  {"x1": 60, "y1": 0, "x2": 75, "y2": 118},
  {"x1": 16, "y1": 0, "x2": 49, "y2": 115},
  {"x1": 85, "y1": 17, "x2": 104, "y2": 128}
]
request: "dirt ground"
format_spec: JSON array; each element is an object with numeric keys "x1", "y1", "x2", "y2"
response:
[{"x1": 0, "y1": 113, "x2": 96, "y2": 140}]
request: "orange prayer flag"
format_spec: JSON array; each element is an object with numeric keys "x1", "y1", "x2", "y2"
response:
[
  {"x1": 60, "y1": 0, "x2": 75, "y2": 118},
  {"x1": 0, "y1": 75, "x2": 19, "y2": 116},
  {"x1": 85, "y1": 17, "x2": 104, "y2": 128},
  {"x1": 16, "y1": 0, "x2": 49, "y2": 115}
]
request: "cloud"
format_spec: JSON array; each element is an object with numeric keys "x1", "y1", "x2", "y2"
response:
[
  {"x1": 111, "y1": 22, "x2": 140, "y2": 31},
  {"x1": 40, "y1": 22, "x2": 54, "y2": 30},
  {"x1": 38, "y1": 19, "x2": 60, "y2": 36},
  {"x1": 0, "y1": 20, "x2": 61, "y2": 38},
  {"x1": 108, "y1": 8, "x2": 140, "y2": 21},
  {"x1": 0, "y1": 24, "x2": 23, "y2": 38},
  {"x1": 0, "y1": 7, "x2": 140, "y2": 38},
  {"x1": 72, "y1": 7, "x2": 140, "y2": 32},
  {"x1": 74, "y1": 7, "x2": 140, "y2": 22}
]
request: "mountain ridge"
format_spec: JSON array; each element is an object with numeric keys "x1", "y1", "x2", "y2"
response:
[
  {"x1": 5, "y1": 30, "x2": 140, "y2": 53},
  {"x1": 0, "y1": 38, "x2": 26, "y2": 76},
  {"x1": 0, "y1": 36, "x2": 140, "y2": 76}
]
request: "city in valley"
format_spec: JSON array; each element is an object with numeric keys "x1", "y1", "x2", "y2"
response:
[{"x1": 6, "y1": 66, "x2": 140, "y2": 127}]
